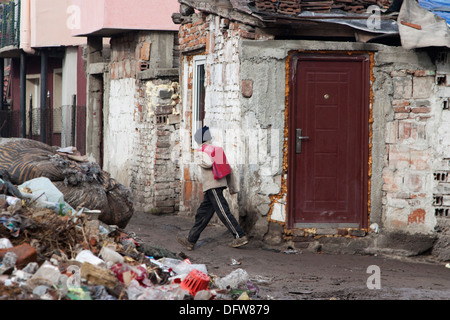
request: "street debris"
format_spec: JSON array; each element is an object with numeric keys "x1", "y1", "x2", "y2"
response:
[
  {"x1": 0, "y1": 137, "x2": 262, "y2": 300},
  {"x1": 230, "y1": 258, "x2": 241, "y2": 266},
  {"x1": 288, "y1": 288, "x2": 313, "y2": 295},
  {"x1": 0, "y1": 138, "x2": 134, "y2": 228},
  {"x1": 0, "y1": 176, "x2": 260, "y2": 300},
  {"x1": 0, "y1": 201, "x2": 262, "y2": 299}
]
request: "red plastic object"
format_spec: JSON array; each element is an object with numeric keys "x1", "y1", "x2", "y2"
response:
[{"x1": 180, "y1": 269, "x2": 210, "y2": 296}]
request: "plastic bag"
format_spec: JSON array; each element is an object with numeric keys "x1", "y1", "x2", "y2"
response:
[
  {"x1": 111, "y1": 263, "x2": 148, "y2": 286},
  {"x1": 75, "y1": 250, "x2": 105, "y2": 267},
  {"x1": 214, "y1": 268, "x2": 249, "y2": 290},
  {"x1": 26, "y1": 261, "x2": 61, "y2": 289},
  {"x1": 99, "y1": 246, "x2": 124, "y2": 265},
  {"x1": 0, "y1": 238, "x2": 13, "y2": 249},
  {"x1": 156, "y1": 257, "x2": 208, "y2": 275},
  {"x1": 19, "y1": 177, "x2": 65, "y2": 203}
]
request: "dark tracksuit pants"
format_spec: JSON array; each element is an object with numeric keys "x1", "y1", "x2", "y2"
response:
[{"x1": 188, "y1": 187, "x2": 246, "y2": 244}]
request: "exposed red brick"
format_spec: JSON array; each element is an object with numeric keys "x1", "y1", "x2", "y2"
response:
[
  {"x1": 0, "y1": 243, "x2": 38, "y2": 268},
  {"x1": 408, "y1": 209, "x2": 426, "y2": 225}
]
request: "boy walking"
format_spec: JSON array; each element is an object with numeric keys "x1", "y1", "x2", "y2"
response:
[{"x1": 177, "y1": 126, "x2": 248, "y2": 250}]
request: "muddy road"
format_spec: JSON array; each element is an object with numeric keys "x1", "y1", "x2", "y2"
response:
[{"x1": 125, "y1": 212, "x2": 450, "y2": 300}]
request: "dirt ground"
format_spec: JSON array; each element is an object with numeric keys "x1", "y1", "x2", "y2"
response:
[{"x1": 125, "y1": 212, "x2": 450, "y2": 300}]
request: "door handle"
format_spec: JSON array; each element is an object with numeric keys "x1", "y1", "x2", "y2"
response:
[{"x1": 296, "y1": 129, "x2": 309, "y2": 154}]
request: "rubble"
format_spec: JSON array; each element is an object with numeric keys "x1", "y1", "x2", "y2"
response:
[
  {"x1": 0, "y1": 138, "x2": 260, "y2": 300},
  {"x1": 0, "y1": 184, "x2": 260, "y2": 300}
]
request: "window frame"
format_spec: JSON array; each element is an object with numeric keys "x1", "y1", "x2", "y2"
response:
[{"x1": 191, "y1": 55, "x2": 206, "y2": 148}]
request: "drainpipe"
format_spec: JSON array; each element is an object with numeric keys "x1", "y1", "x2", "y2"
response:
[
  {"x1": 20, "y1": 0, "x2": 35, "y2": 55},
  {"x1": 19, "y1": 0, "x2": 35, "y2": 138},
  {"x1": 40, "y1": 50, "x2": 48, "y2": 143},
  {"x1": 19, "y1": 52, "x2": 26, "y2": 138}
]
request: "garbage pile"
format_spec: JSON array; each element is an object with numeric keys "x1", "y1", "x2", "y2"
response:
[
  {"x1": 0, "y1": 178, "x2": 259, "y2": 300},
  {"x1": 0, "y1": 138, "x2": 134, "y2": 228}
]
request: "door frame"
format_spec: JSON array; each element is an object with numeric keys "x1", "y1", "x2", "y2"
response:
[{"x1": 287, "y1": 52, "x2": 371, "y2": 230}]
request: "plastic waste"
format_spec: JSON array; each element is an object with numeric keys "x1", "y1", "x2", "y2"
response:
[
  {"x1": 194, "y1": 289, "x2": 213, "y2": 300},
  {"x1": 32, "y1": 285, "x2": 50, "y2": 297},
  {"x1": 99, "y1": 246, "x2": 124, "y2": 265},
  {"x1": 0, "y1": 238, "x2": 13, "y2": 249},
  {"x1": 137, "y1": 287, "x2": 166, "y2": 300},
  {"x1": 6, "y1": 196, "x2": 21, "y2": 206},
  {"x1": 126, "y1": 279, "x2": 189, "y2": 300},
  {"x1": 230, "y1": 258, "x2": 241, "y2": 266},
  {"x1": 89, "y1": 285, "x2": 116, "y2": 300},
  {"x1": 155, "y1": 257, "x2": 208, "y2": 275},
  {"x1": 214, "y1": 268, "x2": 249, "y2": 290},
  {"x1": 237, "y1": 291, "x2": 250, "y2": 300},
  {"x1": 126, "y1": 280, "x2": 146, "y2": 300},
  {"x1": 140, "y1": 283, "x2": 188, "y2": 300},
  {"x1": 370, "y1": 223, "x2": 379, "y2": 233},
  {"x1": 12, "y1": 269, "x2": 33, "y2": 282},
  {"x1": 22, "y1": 262, "x2": 39, "y2": 274},
  {"x1": 111, "y1": 263, "x2": 149, "y2": 286},
  {"x1": 0, "y1": 215, "x2": 21, "y2": 237},
  {"x1": 181, "y1": 269, "x2": 210, "y2": 296},
  {"x1": 0, "y1": 252, "x2": 18, "y2": 273},
  {"x1": 246, "y1": 280, "x2": 260, "y2": 296},
  {"x1": 26, "y1": 261, "x2": 61, "y2": 289},
  {"x1": 75, "y1": 250, "x2": 105, "y2": 267},
  {"x1": 19, "y1": 177, "x2": 65, "y2": 203},
  {"x1": 67, "y1": 287, "x2": 92, "y2": 300},
  {"x1": 18, "y1": 177, "x2": 75, "y2": 216}
]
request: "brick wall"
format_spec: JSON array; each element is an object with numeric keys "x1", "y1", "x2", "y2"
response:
[
  {"x1": 179, "y1": 14, "x2": 249, "y2": 218},
  {"x1": 106, "y1": 30, "x2": 181, "y2": 214},
  {"x1": 179, "y1": 13, "x2": 208, "y2": 53},
  {"x1": 110, "y1": 32, "x2": 138, "y2": 80},
  {"x1": 382, "y1": 68, "x2": 441, "y2": 233}
]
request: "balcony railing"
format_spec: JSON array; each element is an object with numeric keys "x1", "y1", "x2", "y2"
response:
[{"x1": 0, "y1": 0, "x2": 20, "y2": 49}]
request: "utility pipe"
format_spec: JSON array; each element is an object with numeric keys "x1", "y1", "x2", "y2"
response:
[{"x1": 19, "y1": 0, "x2": 35, "y2": 55}]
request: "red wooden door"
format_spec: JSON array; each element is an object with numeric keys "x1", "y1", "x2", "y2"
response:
[{"x1": 288, "y1": 54, "x2": 369, "y2": 229}]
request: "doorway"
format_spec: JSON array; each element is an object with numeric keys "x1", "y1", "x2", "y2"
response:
[{"x1": 287, "y1": 53, "x2": 370, "y2": 229}]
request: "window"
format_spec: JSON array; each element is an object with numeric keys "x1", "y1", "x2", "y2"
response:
[{"x1": 192, "y1": 55, "x2": 206, "y2": 148}]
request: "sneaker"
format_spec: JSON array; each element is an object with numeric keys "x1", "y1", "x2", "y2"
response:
[
  {"x1": 230, "y1": 236, "x2": 248, "y2": 248},
  {"x1": 177, "y1": 236, "x2": 194, "y2": 251}
]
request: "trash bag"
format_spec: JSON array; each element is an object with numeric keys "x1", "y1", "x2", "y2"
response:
[{"x1": 0, "y1": 138, "x2": 134, "y2": 228}]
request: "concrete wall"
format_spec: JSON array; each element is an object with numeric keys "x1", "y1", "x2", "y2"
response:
[
  {"x1": 240, "y1": 41, "x2": 448, "y2": 239},
  {"x1": 71, "y1": 0, "x2": 179, "y2": 36},
  {"x1": 29, "y1": 0, "x2": 86, "y2": 47}
]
